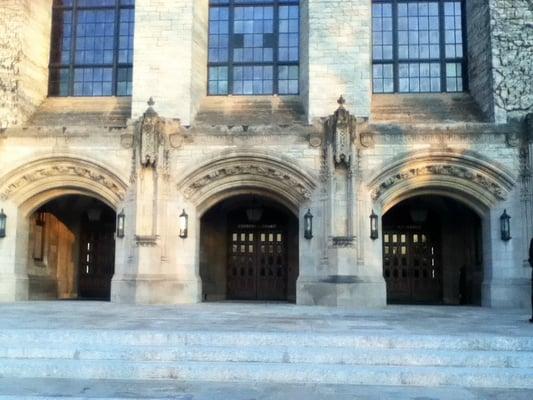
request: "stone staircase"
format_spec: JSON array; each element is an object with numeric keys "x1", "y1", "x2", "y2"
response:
[{"x1": 0, "y1": 328, "x2": 532, "y2": 390}]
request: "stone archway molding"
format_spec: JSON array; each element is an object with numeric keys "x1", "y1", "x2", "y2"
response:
[
  {"x1": 368, "y1": 150, "x2": 516, "y2": 209},
  {"x1": 177, "y1": 151, "x2": 317, "y2": 210},
  {"x1": 0, "y1": 155, "x2": 129, "y2": 209}
]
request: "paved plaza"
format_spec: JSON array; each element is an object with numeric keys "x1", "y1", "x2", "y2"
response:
[{"x1": 0, "y1": 301, "x2": 530, "y2": 336}]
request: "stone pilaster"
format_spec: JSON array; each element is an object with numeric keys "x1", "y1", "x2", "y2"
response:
[
  {"x1": 303, "y1": 0, "x2": 372, "y2": 122},
  {"x1": 131, "y1": 0, "x2": 208, "y2": 124}
]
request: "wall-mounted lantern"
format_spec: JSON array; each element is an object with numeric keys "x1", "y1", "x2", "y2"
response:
[
  {"x1": 0, "y1": 209, "x2": 6, "y2": 238},
  {"x1": 246, "y1": 198, "x2": 263, "y2": 223},
  {"x1": 179, "y1": 209, "x2": 188, "y2": 239},
  {"x1": 87, "y1": 207, "x2": 102, "y2": 222},
  {"x1": 304, "y1": 209, "x2": 313, "y2": 239},
  {"x1": 370, "y1": 210, "x2": 379, "y2": 240},
  {"x1": 116, "y1": 209, "x2": 125, "y2": 239},
  {"x1": 500, "y1": 209, "x2": 511, "y2": 241}
]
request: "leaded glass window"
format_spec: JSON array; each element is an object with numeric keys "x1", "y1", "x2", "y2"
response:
[
  {"x1": 49, "y1": 0, "x2": 134, "y2": 97},
  {"x1": 372, "y1": 0, "x2": 466, "y2": 93},
  {"x1": 208, "y1": 0, "x2": 300, "y2": 95}
]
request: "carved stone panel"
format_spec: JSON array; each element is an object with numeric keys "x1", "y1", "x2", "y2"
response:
[
  {"x1": 0, "y1": 158, "x2": 127, "y2": 203},
  {"x1": 138, "y1": 99, "x2": 160, "y2": 168},
  {"x1": 371, "y1": 163, "x2": 510, "y2": 202},
  {"x1": 177, "y1": 154, "x2": 317, "y2": 207},
  {"x1": 326, "y1": 96, "x2": 356, "y2": 168}
]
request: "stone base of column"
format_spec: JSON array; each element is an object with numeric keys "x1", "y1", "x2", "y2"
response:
[
  {"x1": 111, "y1": 274, "x2": 202, "y2": 304},
  {"x1": 482, "y1": 278, "x2": 531, "y2": 308},
  {"x1": 0, "y1": 273, "x2": 29, "y2": 302}
]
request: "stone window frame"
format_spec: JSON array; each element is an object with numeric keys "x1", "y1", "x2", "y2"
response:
[
  {"x1": 207, "y1": 0, "x2": 300, "y2": 96},
  {"x1": 48, "y1": 0, "x2": 134, "y2": 97},
  {"x1": 372, "y1": 0, "x2": 468, "y2": 94}
]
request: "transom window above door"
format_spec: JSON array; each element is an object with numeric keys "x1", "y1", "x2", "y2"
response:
[
  {"x1": 49, "y1": 0, "x2": 134, "y2": 97},
  {"x1": 208, "y1": 0, "x2": 300, "y2": 95},
  {"x1": 372, "y1": 0, "x2": 466, "y2": 93}
]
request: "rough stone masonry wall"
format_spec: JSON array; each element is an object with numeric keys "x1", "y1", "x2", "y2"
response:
[
  {"x1": 0, "y1": 0, "x2": 51, "y2": 130},
  {"x1": 306, "y1": 0, "x2": 371, "y2": 121},
  {"x1": 466, "y1": 0, "x2": 494, "y2": 122},
  {"x1": 490, "y1": 0, "x2": 533, "y2": 122}
]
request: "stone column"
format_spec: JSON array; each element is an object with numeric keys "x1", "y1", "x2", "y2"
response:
[
  {"x1": 303, "y1": 0, "x2": 372, "y2": 123},
  {"x1": 111, "y1": 101, "x2": 200, "y2": 304},
  {"x1": 0, "y1": 203, "x2": 29, "y2": 301},
  {"x1": 481, "y1": 200, "x2": 530, "y2": 308},
  {"x1": 297, "y1": 98, "x2": 386, "y2": 307},
  {"x1": 131, "y1": 0, "x2": 208, "y2": 125}
]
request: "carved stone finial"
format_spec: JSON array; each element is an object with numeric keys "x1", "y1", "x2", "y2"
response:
[
  {"x1": 148, "y1": 97, "x2": 155, "y2": 107},
  {"x1": 337, "y1": 95, "x2": 346, "y2": 108}
]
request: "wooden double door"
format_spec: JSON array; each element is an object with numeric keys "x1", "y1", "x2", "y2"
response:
[
  {"x1": 383, "y1": 228, "x2": 442, "y2": 304},
  {"x1": 227, "y1": 225, "x2": 288, "y2": 301}
]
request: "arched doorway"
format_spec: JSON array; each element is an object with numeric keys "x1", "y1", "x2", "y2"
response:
[
  {"x1": 382, "y1": 195, "x2": 483, "y2": 305},
  {"x1": 200, "y1": 195, "x2": 299, "y2": 302},
  {"x1": 27, "y1": 195, "x2": 116, "y2": 300}
]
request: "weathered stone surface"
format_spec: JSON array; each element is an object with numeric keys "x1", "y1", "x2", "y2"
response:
[
  {"x1": 1, "y1": 378, "x2": 532, "y2": 400},
  {"x1": 27, "y1": 97, "x2": 132, "y2": 128},
  {"x1": 0, "y1": 0, "x2": 51, "y2": 129},
  {"x1": 0, "y1": 0, "x2": 531, "y2": 309},
  {"x1": 0, "y1": 303, "x2": 532, "y2": 392},
  {"x1": 371, "y1": 94, "x2": 485, "y2": 123},
  {"x1": 489, "y1": 0, "x2": 533, "y2": 122},
  {"x1": 195, "y1": 96, "x2": 306, "y2": 126}
]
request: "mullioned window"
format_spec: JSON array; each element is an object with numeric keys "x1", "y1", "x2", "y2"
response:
[{"x1": 49, "y1": 0, "x2": 134, "y2": 97}]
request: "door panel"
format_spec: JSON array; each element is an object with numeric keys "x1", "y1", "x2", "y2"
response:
[
  {"x1": 227, "y1": 230, "x2": 257, "y2": 300},
  {"x1": 79, "y1": 224, "x2": 115, "y2": 300},
  {"x1": 228, "y1": 226, "x2": 287, "y2": 301},
  {"x1": 383, "y1": 229, "x2": 441, "y2": 303}
]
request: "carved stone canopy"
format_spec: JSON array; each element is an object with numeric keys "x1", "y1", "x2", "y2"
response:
[
  {"x1": 139, "y1": 97, "x2": 161, "y2": 168},
  {"x1": 327, "y1": 96, "x2": 356, "y2": 167}
]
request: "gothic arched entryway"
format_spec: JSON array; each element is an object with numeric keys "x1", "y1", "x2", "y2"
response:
[
  {"x1": 200, "y1": 195, "x2": 299, "y2": 302},
  {"x1": 382, "y1": 195, "x2": 483, "y2": 305},
  {"x1": 28, "y1": 195, "x2": 116, "y2": 300}
]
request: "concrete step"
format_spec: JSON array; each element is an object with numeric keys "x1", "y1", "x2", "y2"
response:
[
  {"x1": 1, "y1": 328, "x2": 532, "y2": 389},
  {"x1": 1, "y1": 344, "x2": 533, "y2": 369},
  {"x1": 0, "y1": 359, "x2": 532, "y2": 389},
  {"x1": 2, "y1": 378, "x2": 532, "y2": 400},
  {"x1": 1, "y1": 329, "x2": 532, "y2": 351}
]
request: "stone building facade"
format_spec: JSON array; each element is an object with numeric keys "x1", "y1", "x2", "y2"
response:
[{"x1": 0, "y1": 0, "x2": 532, "y2": 308}]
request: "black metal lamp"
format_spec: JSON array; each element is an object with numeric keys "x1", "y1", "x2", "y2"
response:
[
  {"x1": 304, "y1": 209, "x2": 313, "y2": 239},
  {"x1": 0, "y1": 209, "x2": 6, "y2": 238},
  {"x1": 116, "y1": 209, "x2": 125, "y2": 239},
  {"x1": 370, "y1": 209, "x2": 379, "y2": 240},
  {"x1": 500, "y1": 209, "x2": 511, "y2": 241},
  {"x1": 246, "y1": 198, "x2": 263, "y2": 223},
  {"x1": 179, "y1": 209, "x2": 188, "y2": 239}
]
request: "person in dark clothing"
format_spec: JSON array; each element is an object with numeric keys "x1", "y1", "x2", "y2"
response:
[{"x1": 530, "y1": 237, "x2": 533, "y2": 323}]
